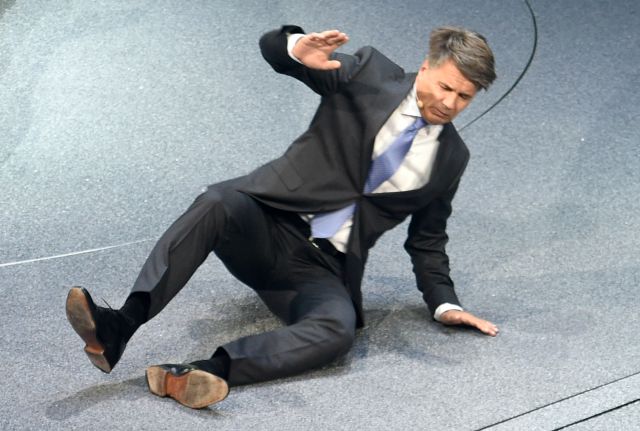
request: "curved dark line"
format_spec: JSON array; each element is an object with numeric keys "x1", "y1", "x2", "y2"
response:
[
  {"x1": 459, "y1": 0, "x2": 538, "y2": 131},
  {"x1": 552, "y1": 399, "x2": 640, "y2": 430},
  {"x1": 473, "y1": 369, "x2": 640, "y2": 430}
]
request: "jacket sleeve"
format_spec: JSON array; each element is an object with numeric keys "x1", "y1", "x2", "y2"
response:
[
  {"x1": 259, "y1": 25, "x2": 368, "y2": 96},
  {"x1": 404, "y1": 180, "x2": 463, "y2": 317}
]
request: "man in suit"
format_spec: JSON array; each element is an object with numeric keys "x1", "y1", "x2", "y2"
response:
[{"x1": 66, "y1": 24, "x2": 499, "y2": 409}]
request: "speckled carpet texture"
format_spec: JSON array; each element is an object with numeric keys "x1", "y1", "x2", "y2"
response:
[{"x1": 1, "y1": 1, "x2": 639, "y2": 429}]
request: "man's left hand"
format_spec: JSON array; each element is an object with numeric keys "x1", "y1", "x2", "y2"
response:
[
  {"x1": 291, "y1": 30, "x2": 349, "y2": 70},
  {"x1": 439, "y1": 310, "x2": 499, "y2": 337}
]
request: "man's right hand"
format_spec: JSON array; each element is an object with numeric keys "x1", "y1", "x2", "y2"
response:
[
  {"x1": 291, "y1": 30, "x2": 349, "y2": 70},
  {"x1": 439, "y1": 309, "x2": 500, "y2": 337}
]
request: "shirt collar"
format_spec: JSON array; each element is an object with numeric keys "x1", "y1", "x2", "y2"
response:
[
  {"x1": 401, "y1": 84, "x2": 444, "y2": 137},
  {"x1": 400, "y1": 85, "x2": 422, "y2": 118}
]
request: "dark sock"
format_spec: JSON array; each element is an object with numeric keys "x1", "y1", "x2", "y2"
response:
[
  {"x1": 191, "y1": 348, "x2": 231, "y2": 380},
  {"x1": 119, "y1": 292, "x2": 150, "y2": 336}
]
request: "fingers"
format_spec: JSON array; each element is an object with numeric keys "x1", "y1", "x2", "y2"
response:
[
  {"x1": 439, "y1": 310, "x2": 499, "y2": 336},
  {"x1": 325, "y1": 30, "x2": 349, "y2": 46},
  {"x1": 323, "y1": 59, "x2": 342, "y2": 70},
  {"x1": 475, "y1": 319, "x2": 500, "y2": 337},
  {"x1": 308, "y1": 59, "x2": 342, "y2": 71},
  {"x1": 482, "y1": 323, "x2": 500, "y2": 337},
  {"x1": 294, "y1": 30, "x2": 347, "y2": 70},
  {"x1": 307, "y1": 30, "x2": 349, "y2": 47}
]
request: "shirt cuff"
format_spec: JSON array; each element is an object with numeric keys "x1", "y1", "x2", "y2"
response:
[
  {"x1": 286, "y1": 33, "x2": 305, "y2": 64},
  {"x1": 434, "y1": 303, "x2": 464, "y2": 322}
]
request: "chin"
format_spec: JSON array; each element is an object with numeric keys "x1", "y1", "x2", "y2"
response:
[
  {"x1": 426, "y1": 115, "x2": 447, "y2": 125},
  {"x1": 421, "y1": 109, "x2": 447, "y2": 124}
]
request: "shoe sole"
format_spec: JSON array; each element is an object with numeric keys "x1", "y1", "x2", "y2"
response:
[
  {"x1": 65, "y1": 287, "x2": 112, "y2": 373},
  {"x1": 146, "y1": 366, "x2": 229, "y2": 409}
]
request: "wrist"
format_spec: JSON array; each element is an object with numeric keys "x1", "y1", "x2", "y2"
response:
[
  {"x1": 433, "y1": 303, "x2": 464, "y2": 322},
  {"x1": 287, "y1": 33, "x2": 305, "y2": 63}
]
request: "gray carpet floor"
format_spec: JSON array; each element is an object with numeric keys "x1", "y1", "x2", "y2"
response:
[{"x1": 1, "y1": 1, "x2": 639, "y2": 429}]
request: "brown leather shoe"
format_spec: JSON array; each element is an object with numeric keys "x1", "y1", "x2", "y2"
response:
[
  {"x1": 65, "y1": 286, "x2": 131, "y2": 373},
  {"x1": 146, "y1": 363, "x2": 229, "y2": 409}
]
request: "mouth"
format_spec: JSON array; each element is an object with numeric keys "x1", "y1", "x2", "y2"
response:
[{"x1": 431, "y1": 107, "x2": 449, "y2": 120}]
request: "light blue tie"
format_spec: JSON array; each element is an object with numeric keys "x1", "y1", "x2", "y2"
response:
[{"x1": 311, "y1": 116, "x2": 427, "y2": 238}]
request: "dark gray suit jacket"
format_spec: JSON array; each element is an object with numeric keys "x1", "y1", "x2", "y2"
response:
[{"x1": 240, "y1": 25, "x2": 469, "y2": 326}]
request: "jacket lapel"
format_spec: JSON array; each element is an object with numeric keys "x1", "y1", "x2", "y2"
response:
[
  {"x1": 359, "y1": 73, "x2": 416, "y2": 183},
  {"x1": 365, "y1": 122, "x2": 465, "y2": 212}
]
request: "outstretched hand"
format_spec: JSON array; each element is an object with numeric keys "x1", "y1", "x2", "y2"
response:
[
  {"x1": 439, "y1": 310, "x2": 499, "y2": 337},
  {"x1": 291, "y1": 30, "x2": 349, "y2": 70}
]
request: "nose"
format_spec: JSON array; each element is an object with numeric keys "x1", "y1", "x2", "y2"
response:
[{"x1": 442, "y1": 93, "x2": 457, "y2": 111}]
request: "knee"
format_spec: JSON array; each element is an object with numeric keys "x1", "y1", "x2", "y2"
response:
[
  {"x1": 194, "y1": 186, "x2": 251, "y2": 220},
  {"x1": 193, "y1": 187, "x2": 225, "y2": 211},
  {"x1": 191, "y1": 187, "x2": 243, "y2": 227},
  {"x1": 318, "y1": 314, "x2": 356, "y2": 358}
]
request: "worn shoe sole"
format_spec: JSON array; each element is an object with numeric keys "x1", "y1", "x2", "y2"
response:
[
  {"x1": 146, "y1": 365, "x2": 229, "y2": 409},
  {"x1": 65, "y1": 287, "x2": 112, "y2": 373}
]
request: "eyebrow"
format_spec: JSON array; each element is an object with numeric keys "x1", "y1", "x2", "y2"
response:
[{"x1": 440, "y1": 81, "x2": 474, "y2": 99}]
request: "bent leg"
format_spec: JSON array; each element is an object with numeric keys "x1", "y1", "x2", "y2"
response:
[
  {"x1": 221, "y1": 278, "x2": 357, "y2": 386},
  {"x1": 131, "y1": 183, "x2": 278, "y2": 320}
]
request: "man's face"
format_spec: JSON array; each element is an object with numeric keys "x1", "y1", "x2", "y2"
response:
[{"x1": 415, "y1": 58, "x2": 478, "y2": 125}]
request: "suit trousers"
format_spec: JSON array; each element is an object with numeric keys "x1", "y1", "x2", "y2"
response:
[{"x1": 130, "y1": 181, "x2": 357, "y2": 386}]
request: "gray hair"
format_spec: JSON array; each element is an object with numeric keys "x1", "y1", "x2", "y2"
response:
[{"x1": 428, "y1": 26, "x2": 497, "y2": 91}]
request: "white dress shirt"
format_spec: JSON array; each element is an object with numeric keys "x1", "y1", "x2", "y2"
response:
[{"x1": 288, "y1": 35, "x2": 463, "y2": 321}]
